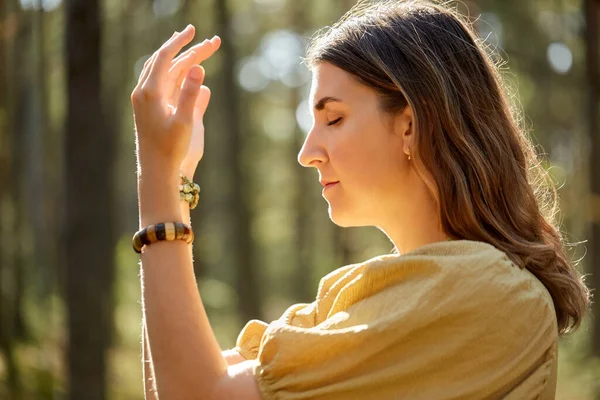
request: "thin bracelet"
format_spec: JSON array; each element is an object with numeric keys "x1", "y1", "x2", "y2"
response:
[{"x1": 132, "y1": 222, "x2": 194, "y2": 254}]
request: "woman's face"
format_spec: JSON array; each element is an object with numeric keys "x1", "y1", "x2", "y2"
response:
[{"x1": 298, "y1": 62, "x2": 415, "y2": 227}]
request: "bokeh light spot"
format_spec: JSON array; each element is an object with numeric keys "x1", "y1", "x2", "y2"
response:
[{"x1": 547, "y1": 42, "x2": 573, "y2": 74}]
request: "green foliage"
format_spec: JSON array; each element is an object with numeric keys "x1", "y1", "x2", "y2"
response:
[{"x1": 557, "y1": 322, "x2": 600, "y2": 398}]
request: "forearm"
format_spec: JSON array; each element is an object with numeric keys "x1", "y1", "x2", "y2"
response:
[
  {"x1": 142, "y1": 320, "x2": 159, "y2": 399},
  {"x1": 142, "y1": 168, "x2": 194, "y2": 399},
  {"x1": 138, "y1": 166, "x2": 226, "y2": 398},
  {"x1": 180, "y1": 199, "x2": 192, "y2": 226}
]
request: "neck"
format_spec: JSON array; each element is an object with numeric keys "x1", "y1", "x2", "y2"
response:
[{"x1": 379, "y1": 205, "x2": 449, "y2": 255}]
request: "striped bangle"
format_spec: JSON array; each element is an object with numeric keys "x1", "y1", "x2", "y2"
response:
[{"x1": 132, "y1": 222, "x2": 194, "y2": 254}]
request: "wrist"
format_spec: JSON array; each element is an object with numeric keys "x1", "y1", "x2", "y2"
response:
[
  {"x1": 136, "y1": 138, "x2": 182, "y2": 173},
  {"x1": 180, "y1": 159, "x2": 199, "y2": 179},
  {"x1": 137, "y1": 169, "x2": 182, "y2": 228}
]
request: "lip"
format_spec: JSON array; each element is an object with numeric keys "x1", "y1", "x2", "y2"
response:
[{"x1": 321, "y1": 181, "x2": 339, "y2": 190}]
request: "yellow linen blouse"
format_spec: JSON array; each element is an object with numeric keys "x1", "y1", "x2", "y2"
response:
[{"x1": 235, "y1": 240, "x2": 558, "y2": 400}]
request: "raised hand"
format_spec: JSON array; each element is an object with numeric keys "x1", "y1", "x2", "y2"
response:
[
  {"x1": 168, "y1": 35, "x2": 221, "y2": 177},
  {"x1": 131, "y1": 25, "x2": 220, "y2": 175}
]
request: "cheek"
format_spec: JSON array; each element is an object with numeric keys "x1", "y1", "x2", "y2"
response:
[
  {"x1": 330, "y1": 127, "x2": 402, "y2": 191},
  {"x1": 327, "y1": 130, "x2": 372, "y2": 182}
]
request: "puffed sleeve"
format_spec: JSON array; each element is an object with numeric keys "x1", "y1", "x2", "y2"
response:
[
  {"x1": 234, "y1": 319, "x2": 269, "y2": 360},
  {"x1": 235, "y1": 302, "x2": 318, "y2": 360},
  {"x1": 250, "y1": 257, "x2": 558, "y2": 400}
]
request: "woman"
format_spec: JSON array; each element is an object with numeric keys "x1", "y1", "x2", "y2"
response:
[{"x1": 131, "y1": 1, "x2": 590, "y2": 399}]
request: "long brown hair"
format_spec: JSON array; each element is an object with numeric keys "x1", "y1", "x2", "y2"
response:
[{"x1": 306, "y1": 0, "x2": 589, "y2": 334}]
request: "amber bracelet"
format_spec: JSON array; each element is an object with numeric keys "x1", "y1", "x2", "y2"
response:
[{"x1": 132, "y1": 222, "x2": 194, "y2": 254}]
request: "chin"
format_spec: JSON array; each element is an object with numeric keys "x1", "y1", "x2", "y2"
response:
[{"x1": 328, "y1": 205, "x2": 366, "y2": 228}]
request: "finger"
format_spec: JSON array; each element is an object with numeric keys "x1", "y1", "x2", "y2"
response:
[
  {"x1": 164, "y1": 30, "x2": 182, "y2": 47},
  {"x1": 197, "y1": 35, "x2": 221, "y2": 63},
  {"x1": 172, "y1": 35, "x2": 221, "y2": 67},
  {"x1": 137, "y1": 53, "x2": 157, "y2": 85},
  {"x1": 174, "y1": 65, "x2": 205, "y2": 126},
  {"x1": 169, "y1": 41, "x2": 208, "y2": 102},
  {"x1": 168, "y1": 35, "x2": 221, "y2": 99},
  {"x1": 172, "y1": 38, "x2": 209, "y2": 66},
  {"x1": 147, "y1": 25, "x2": 196, "y2": 88},
  {"x1": 193, "y1": 35, "x2": 221, "y2": 64},
  {"x1": 194, "y1": 85, "x2": 211, "y2": 118},
  {"x1": 210, "y1": 35, "x2": 221, "y2": 50},
  {"x1": 169, "y1": 51, "x2": 198, "y2": 103},
  {"x1": 171, "y1": 39, "x2": 220, "y2": 102},
  {"x1": 137, "y1": 31, "x2": 179, "y2": 86}
]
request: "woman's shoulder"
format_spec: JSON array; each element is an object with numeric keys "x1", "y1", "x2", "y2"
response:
[
  {"x1": 413, "y1": 240, "x2": 557, "y2": 315},
  {"x1": 317, "y1": 239, "x2": 557, "y2": 333},
  {"x1": 371, "y1": 239, "x2": 555, "y2": 306},
  {"x1": 249, "y1": 240, "x2": 559, "y2": 400}
]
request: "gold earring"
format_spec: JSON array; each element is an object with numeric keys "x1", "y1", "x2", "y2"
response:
[{"x1": 407, "y1": 151, "x2": 411, "y2": 161}]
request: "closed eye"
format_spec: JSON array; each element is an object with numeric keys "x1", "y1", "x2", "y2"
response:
[{"x1": 328, "y1": 117, "x2": 342, "y2": 126}]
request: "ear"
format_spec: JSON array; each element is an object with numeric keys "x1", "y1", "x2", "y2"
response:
[{"x1": 393, "y1": 105, "x2": 414, "y2": 157}]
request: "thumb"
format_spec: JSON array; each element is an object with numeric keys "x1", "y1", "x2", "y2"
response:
[
  {"x1": 175, "y1": 65, "x2": 205, "y2": 126},
  {"x1": 194, "y1": 85, "x2": 212, "y2": 119}
]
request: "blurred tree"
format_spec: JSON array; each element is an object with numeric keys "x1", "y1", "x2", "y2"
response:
[
  {"x1": 30, "y1": 0, "x2": 52, "y2": 300},
  {"x1": 110, "y1": 0, "x2": 138, "y2": 236},
  {"x1": 0, "y1": 1, "x2": 9, "y2": 395},
  {"x1": 0, "y1": 0, "x2": 24, "y2": 397},
  {"x1": 12, "y1": 0, "x2": 34, "y2": 348},
  {"x1": 6, "y1": 0, "x2": 46, "y2": 394},
  {"x1": 289, "y1": 0, "x2": 313, "y2": 303},
  {"x1": 65, "y1": 0, "x2": 117, "y2": 398},
  {"x1": 585, "y1": 0, "x2": 600, "y2": 358},
  {"x1": 214, "y1": 0, "x2": 262, "y2": 322}
]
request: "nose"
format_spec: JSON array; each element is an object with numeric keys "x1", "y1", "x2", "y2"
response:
[{"x1": 297, "y1": 128, "x2": 328, "y2": 168}]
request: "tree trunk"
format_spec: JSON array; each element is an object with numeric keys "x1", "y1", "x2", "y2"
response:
[
  {"x1": 0, "y1": 2, "x2": 35, "y2": 396},
  {"x1": 65, "y1": 0, "x2": 116, "y2": 398},
  {"x1": 214, "y1": 0, "x2": 262, "y2": 323},
  {"x1": 30, "y1": 0, "x2": 53, "y2": 300},
  {"x1": 0, "y1": 0, "x2": 18, "y2": 389},
  {"x1": 585, "y1": 0, "x2": 600, "y2": 358},
  {"x1": 12, "y1": 6, "x2": 35, "y2": 346},
  {"x1": 0, "y1": 0, "x2": 16, "y2": 394}
]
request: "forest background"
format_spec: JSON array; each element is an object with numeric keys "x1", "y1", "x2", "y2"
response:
[{"x1": 1, "y1": 0, "x2": 600, "y2": 398}]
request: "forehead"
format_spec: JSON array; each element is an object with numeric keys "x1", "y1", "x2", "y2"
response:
[{"x1": 310, "y1": 62, "x2": 365, "y2": 104}]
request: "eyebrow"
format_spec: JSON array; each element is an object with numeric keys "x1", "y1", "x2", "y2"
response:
[{"x1": 314, "y1": 96, "x2": 343, "y2": 111}]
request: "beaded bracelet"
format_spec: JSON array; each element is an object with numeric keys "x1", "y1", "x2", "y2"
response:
[
  {"x1": 132, "y1": 222, "x2": 194, "y2": 254},
  {"x1": 179, "y1": 173, "x2": 200, "y2": 209}
]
